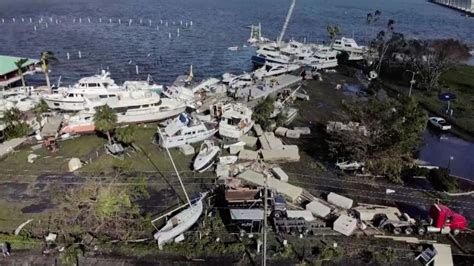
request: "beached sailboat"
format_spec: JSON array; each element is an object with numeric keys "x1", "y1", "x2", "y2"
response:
[{"x1": 152, "y1": 127, "x2": 208, "y2": 249}]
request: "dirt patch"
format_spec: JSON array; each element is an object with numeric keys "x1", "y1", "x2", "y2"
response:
[
  {"x1": 136, "y1": 187, "x2": 177, "y2": 215},
  {"x1": 21, "y1": 202, "x2": 56, "y2": 213},
  {"x1": 0, "y1": 183, "x2": 30, "y2": 201}
]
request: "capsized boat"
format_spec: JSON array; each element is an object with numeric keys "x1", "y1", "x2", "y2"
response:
[{"x1": 193, "y1": 140, "x2": 220, "y2": 172}]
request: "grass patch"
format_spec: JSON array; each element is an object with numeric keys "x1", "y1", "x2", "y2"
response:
[{"x1": 412, "y1": 65, "x2": 474, "y2": 139}]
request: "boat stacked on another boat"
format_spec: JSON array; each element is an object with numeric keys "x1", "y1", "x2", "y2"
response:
[
  {"x1": 60, "y1": 91, "x2": 186, "y2": 134},
  {"x1": 43, "y1": 70, "x2": 163, "y2": 111}
]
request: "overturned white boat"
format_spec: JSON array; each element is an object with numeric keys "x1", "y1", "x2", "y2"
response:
[
  {"x1": 193, "y1": 140, "x2": 220, "y2": 172},
  {"x1": 158, "y1": 113, "x2": 217, "y2": 148}
]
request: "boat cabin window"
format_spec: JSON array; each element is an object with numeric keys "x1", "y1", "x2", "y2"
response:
[
  {"x1": 99, "y1": 95, "x2": 108, "y2": 99},
  {"x1": 344, "y1": 44, "x2": 352, "y2": 47},
  {"x1": 229, "y1": 117, "x2": 241, "y2": 125},
  {"x1": 142, "y1": 104, "x2": 149, "y2": 108},
  {"x1": 108, "y1": 94, "x2": 116, "y2": 97},
  {"x1": 335, "y1": 41, "x2": 341, "y2": 45},
  {"x1": 68, "y1": 94, "x2": 75, "y2": 97},
  {"x1": 159, "y1": 106, "x2": 169, "y2": 111}
]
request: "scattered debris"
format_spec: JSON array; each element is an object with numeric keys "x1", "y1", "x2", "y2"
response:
[
  {"x1": 27, "y1": 153, "x2": 39, "y2": 163},
  {"x1": 327, "y1": 192, "x2": 353, "y2": 209},
  {"x1": 271, "y1": 167, "x2": 289, "y2": 182},
  {"x1": 261, "y1": 146, "x2": 300, "y2": 162},
  {"x1": 45, "y1": 233, "x2": 57, "y2": 242},
  {"x1": 179, "y1": 144, "x2": 195, "y2": 156},
  {"x1": 326, "y1": 121, "x2": 369, "y2": 136},
  {"x1": 275, "y1": 127, "x2": 289, "y2": 137},
  {"x1": 305, "y1": 200, "x2": 331, "y2": 218},
  {"x1": 293, "y1": 127, "x2": 311, "y2": 135},
  {"x1": 239, "y1": 149, "x2": 259, "y2": 161},
  {"x1": 14, "y1": 219, "x2": 33, "y2": 235},
  {"x1": 285, "y1": 129, "x2": 301, "y2": 139},
  {"x1": 333, "y1": 214, "x2": 357, "y2": 236},
  {"x1": 240, "y1": 135, "x2": 258, "y2": 148},
  {"x1": 253, "y1": 124, "x2": 264, "y2": 137},
  {"x1": 68, "y1": 158, "x2": 83, "y2": 172}
]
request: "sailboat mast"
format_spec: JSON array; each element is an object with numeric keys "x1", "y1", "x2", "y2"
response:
[
  {"x1": 157, "y1": 127, "x2": 192, "y2": 207},
  {"x1": 277, "y1": 0, "x2": 297, "y2": 47}
]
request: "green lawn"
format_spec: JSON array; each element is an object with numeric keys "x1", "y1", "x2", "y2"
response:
[{"x1": 413, "y1": 65, "x2": 474, "y2": 139}]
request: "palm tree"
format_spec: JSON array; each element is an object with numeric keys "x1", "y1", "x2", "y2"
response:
[
  {"x1": 14, "y1": 58, "x2": 29, "y2": 88},
  {"x1": 3, "y1": 107, "x2": 22, "y2": 127},
  {"x1": 375, "y1": 19, "x2": 396, "y2": 74},
  {"x1": 326, "y1": 25, "x2": 342, "y2": 47},
  {"x1": 94, "y1": 105, "x2": 117, "y2": 145},
  {"x1": 33, "y1": 100, "x2": 49, "y2": 123},
  {"x1": 40, "y1": 51, "x2": 58, "y2": 92},
  {"x1": 116, "y1": 124, "x2": 137, "y2": 146}
]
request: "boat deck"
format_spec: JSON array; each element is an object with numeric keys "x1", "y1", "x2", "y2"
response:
[{"x1": 235, "y1": 74, "x2": 302, "y2": 104}]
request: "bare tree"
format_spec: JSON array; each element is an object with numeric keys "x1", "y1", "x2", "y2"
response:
[{"x1": 408, "y1": 39, "x2": 470, "y2": 90}]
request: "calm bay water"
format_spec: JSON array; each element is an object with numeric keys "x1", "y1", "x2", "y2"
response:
[
  {"x1": 1, "y1": 0, "x2": 473, "y2": 85},
  {"x1": 1, "y1": 0, "x2": 473, "y2": 179}
]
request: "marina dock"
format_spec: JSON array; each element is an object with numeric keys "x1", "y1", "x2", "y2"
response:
[{"x1": 431, "y1": 0, "x2": 474, "y2": 15}]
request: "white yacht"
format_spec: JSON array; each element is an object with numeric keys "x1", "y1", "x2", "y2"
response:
[
  {"x1": 300, "y1": 50, "x2": 338, "y2": 69},
  {"x1": 158, "y1": 113, "x2": 217, "y2": 148},
  {"x1": 254, "y1": 63, "x2": 300, "y2": 79},
  {"x1": 107, "y1": 91, "x2": 186, "y2": 124},
  {"x1": 43, "y1": 71, "x2": 162, "y2": 111},
  {"x1": 332, "y1": 37, "x2": 366, "y2": 61},
  {"x1": 211, "y1": 103, "x2": 254, "y2": 139},
  {"x1": 43, "y1": 71, "x2": 122, "y2": 111},
  {"x1": 60, "y1": 92, "x2": 186, "y2": 134}
]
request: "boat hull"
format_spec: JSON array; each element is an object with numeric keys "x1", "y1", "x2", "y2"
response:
[
  {"x1": 193, "y1": 148, "x2": 219, "y2": 172},
  {"x1": 154, "y1": 194, "x2": 206, "y2": 248},
  {"x1": 160, "y1": 129, "x2": 217, "y2": 149}
]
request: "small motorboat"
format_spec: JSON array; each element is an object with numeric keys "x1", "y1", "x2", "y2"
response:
[
  {"x1": 218, "y1": 155, "x2": 238, "y2": 165},
  {"x1": 193, "y1": 140, "x2": 220, "y2": 172}
]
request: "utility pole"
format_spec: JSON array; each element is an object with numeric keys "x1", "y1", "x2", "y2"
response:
[
  {"x1": 262, "y1": 168, "x2": 268, "y2": 266},
  {"x1": 406, "y1": 70, "x2": 418, "y2": 97}
]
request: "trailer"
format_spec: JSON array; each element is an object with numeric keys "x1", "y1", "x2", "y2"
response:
[
  {"x1": 352, "y1": 203, "x2": 468, "y2": 236},
  {"x1": 271, "y1": 195, "x2": 328, "y2": 235}
]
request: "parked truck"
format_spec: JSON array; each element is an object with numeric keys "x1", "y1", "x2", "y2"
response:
[{"x1": 355, "y1": 204, "x2": 468, "y2": 235}]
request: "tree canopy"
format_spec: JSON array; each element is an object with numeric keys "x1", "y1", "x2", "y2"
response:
[
  {"x1": 327, "y1": 96, "x2": 427, "y2": 183},
  {"x1": 94, "y1": 105, "x2": 117, "y2": 145}
]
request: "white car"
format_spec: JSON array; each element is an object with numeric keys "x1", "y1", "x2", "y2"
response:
[{"x1": 428, "y1": 117, "x2": 451, "y2": 131}]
